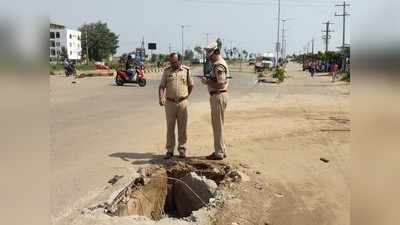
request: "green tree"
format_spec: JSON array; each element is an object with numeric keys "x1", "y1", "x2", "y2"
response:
[
  {"x1": 79, "y1": 21, "x2": 119, "y2": 62},
  {"x1": 216, "y1": 38, "x2": 222, "y2": 50},
  {"x1": 60, "y1": 46, "x2": 68, "y2": 61},
  {"x1": 242, "y1": 49, "x2": 248, "y2": 59},
  {"x1": 184, "y1": 49, "x2": 194, "y2": 61},
  {"x1": 194, "y1": 46, "x2": 202, "y2": 58}
]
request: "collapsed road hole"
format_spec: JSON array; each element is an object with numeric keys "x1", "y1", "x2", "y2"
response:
[{"x1": 106, "y1": 159, "x2": 236, "y2": 220}]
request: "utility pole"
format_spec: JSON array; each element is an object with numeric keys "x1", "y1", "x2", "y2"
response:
[
  {"x1": 322, "y1": 21, "x2": 334, "y2": 53},
  {"x1": 181, "y1": 25, "x2": 184, "y2": 59},
  {"x1": 306, "y1": 42, "x2": 310, "y2": 54},
  {"x1": 180, "y1": 25, "x2": 191, "y2": 61},
  {"x1": 335, "y1": 1, "x2": 350, "y2": 70},
  {"x1": 140, "y1": 37, "x2": 145, "y2": 62},
  {"x1": 275, "y1": 0, "x2": 281, "y2": 66},
  {"x1": 141, "y1": 37, "x2": 145, "y2": 49},
  {"x1": 205, "y1": 32, "x2": 211, "y2": 46},
  {"x1": 85, "y1": 23, "x2": 89, "y2": 64},
  {"x1": 311, "y1": 38, "x2": 315, "y2": 54},
  {"x1": 168, "y1": 43, "x2": 171, "y2": 54},
  {"x1": 281, "y1": 19, "x2": 287, "y2": 59}
]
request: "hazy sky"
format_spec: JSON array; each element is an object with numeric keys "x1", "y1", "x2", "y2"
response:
[{"x1": 47, "y1": 0, "x2": 352, "y2": 56}]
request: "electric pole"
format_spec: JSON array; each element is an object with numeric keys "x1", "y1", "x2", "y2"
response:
[
  {"x1": 275, "y1": 0, "x2": 281, "y2": 66},
  {"x1": 181, "y1": 25, "x2": 184, "y2": 59},
  {"x1": 335, "y1": 1, "x2": 350, "y2": 70},
  {"x1": 205, "y1": 32, "x2": 211, "y2": 46},
  {"x1": 281, "y1": 19, "x2": 287, "y2": 59},
  {"x1": 141, "y1": 37, "x2": 145, "y2": 49},
  {"x1": 168, "y1": 43, "x2": 171, "y2": 54},
  {"x1": 322, "y1": 21, "x2": 334, "y2": 53},
  {"x1": 181, "y1": 25, "x2": 191, "y2": 61},
  {"x1": 311, "y1": 38, "x2": 315, "y2": 54},
  {"x1": 84, "y1": 23, "x2": 89, "y2": 64}
]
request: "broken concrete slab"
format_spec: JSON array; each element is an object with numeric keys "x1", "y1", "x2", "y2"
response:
[{"x1": 174, "y1": 172, "x2": 217, "y2": 218}]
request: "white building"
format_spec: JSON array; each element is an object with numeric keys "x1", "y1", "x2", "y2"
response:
[{"x1": 50, "y1": 23, "x2": 82, "y2": 62}]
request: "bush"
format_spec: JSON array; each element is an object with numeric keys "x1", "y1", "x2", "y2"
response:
[
  {"x1": 272, "y1": 66, "x2": 286, "y2": 83},
  {"x1": 340, "y1": 71, "x2": 350, "y2": 82}
]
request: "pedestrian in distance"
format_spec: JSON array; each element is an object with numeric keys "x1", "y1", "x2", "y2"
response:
[{"x1": 331, "y1": 62, "x2": 339, "y2": 82}]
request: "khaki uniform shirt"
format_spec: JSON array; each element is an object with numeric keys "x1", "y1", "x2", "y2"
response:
[
  {"x1": 207, "y1": 57, "x2": 229, "y2": 92},
  {"x1": 160, "y1": 65, "x2": 194, "y2": 99}
]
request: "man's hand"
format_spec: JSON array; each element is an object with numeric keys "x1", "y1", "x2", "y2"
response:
[{"x1": 159, "y1": 97, "x2": 166, "y2": 106}]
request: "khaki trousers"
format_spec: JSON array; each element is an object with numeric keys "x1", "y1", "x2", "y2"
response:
[
  {"x1": 210, "y1": 92, "x2": 228, "y2": 157},
  {"x1": 165, "y1": 99, "x2": 188, "y2": 154}
]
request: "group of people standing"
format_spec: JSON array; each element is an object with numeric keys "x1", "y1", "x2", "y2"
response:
[
  {"x1": 308, "y1": 60, "x2": 340, "y2": 82},
  {"x1": 158, "y1": 42, "x2": 229, "y2": 160}
]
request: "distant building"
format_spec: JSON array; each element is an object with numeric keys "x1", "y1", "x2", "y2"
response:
[{"x1": 50, "y1": 23, "x2": 82, "y2": 63}]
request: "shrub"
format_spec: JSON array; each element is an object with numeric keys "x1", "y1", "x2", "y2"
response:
[
  {"x1": 340, "y1": 71, "x2": 350, "y2": 82},
  {"x1": 272, "y1": 66, "x2": 286, "y2": 83}
]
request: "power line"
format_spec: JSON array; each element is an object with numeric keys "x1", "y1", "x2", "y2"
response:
[
  {"x1": 179, "y1": 0, "x2": 332, "y2": 7},
  {"x1": 322, "y1": 21, "x2": 334, "y2": 53}
]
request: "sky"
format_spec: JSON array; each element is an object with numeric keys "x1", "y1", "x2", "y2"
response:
[{"x1": 47, "y1": 0, "x2": 352, "y2": 56}]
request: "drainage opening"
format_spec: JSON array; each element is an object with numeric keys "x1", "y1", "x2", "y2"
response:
[{"x1": 108, "y1": 160, "x2": 233, "y2": 220}]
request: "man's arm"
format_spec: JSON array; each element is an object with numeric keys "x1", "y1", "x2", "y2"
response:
[
  {"x1": 159, "y1": 70, "x2": 167, "y2": 106},
  {"x1": 205, "y1": 65, "x2": 226, "y2": 89},
  {"x1": 187, "y1": 69, "x2": 194, "y2": 96},
  {"x1": 159, "y1": 86, "x2": 166, "y2": 106}
]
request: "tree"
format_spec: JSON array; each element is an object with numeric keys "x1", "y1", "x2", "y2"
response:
[
  {"x1": 242, "y1": 49, "x2": 248, "y2": 59},
  {"x1": 216, "y1": 38, "x2": 222, "y2": 50},
  {"x1": 59, "y1": 46, "x2": 68, "y2": 62},
  {"x1": 194, "y1": 46, "x2": 202, "y2": 59},
  {"x1": 184, "y1": 49, "x2": 194, "y2": 61},
  {"x1": 79, "y1": 21, "x2": 119, "y2": 62},
  {"x1": 119, "y1": 53, "x2": 129, "y2": 65}
]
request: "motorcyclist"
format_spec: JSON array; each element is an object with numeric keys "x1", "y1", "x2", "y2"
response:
[
  {"x1": 64, "y1": 58, "x2": 70, "y2": 75},
  {"x1": 125, "y1": 55, "x2": 136, "y2": 80}
]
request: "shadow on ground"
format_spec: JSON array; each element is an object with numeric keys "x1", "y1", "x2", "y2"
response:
[{"x1": 109, "y1": 152, "x2": 209, "y2": 166}]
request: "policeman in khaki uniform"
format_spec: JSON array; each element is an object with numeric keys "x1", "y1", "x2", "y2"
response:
[
  {"x1": 159, "y1": 53, "x2": 194, "y2": 159},
  {"x1": 202, "y1": 42, "x2": 229, "y2": 160}
]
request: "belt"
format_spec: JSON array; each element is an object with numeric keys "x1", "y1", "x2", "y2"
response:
[
  {"x1": 209, "y1": 90, "x2": 227, "y2": 96},
  {"x1": 166, "y1": 96, "x2": 188, "y2": 103}
]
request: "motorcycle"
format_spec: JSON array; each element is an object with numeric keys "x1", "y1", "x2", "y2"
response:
[
  {"x1": 115, "y1": 66, "x2": 146, "y2": 87},
  {"x1": 64, "y1": 63, "x2": 77, "y2": 77}
]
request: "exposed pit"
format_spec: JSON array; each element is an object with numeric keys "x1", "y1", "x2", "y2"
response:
[{"x1": 103, "y1": 159, "x2": 240, "y2": 221}]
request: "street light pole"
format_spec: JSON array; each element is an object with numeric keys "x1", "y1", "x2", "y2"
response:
[
  {"x1": 281, "y1": 19, "x2": 287, "y2": 59},
  {"x1": 205, "y1": 32, "x2": 211, "y2": 46},
  {"x1": 181, "y1": 25, "x2": 184, "y2": 60},
  {"x1": 276, "y1": 0, "x2": 281, "y2": 67},
  {"x1": 85, "y1": 23, "x2": 89, "y2": 64}
]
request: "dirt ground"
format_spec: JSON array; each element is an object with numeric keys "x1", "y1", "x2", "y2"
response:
[{"x1": 51, "y1": 63, "x2": 350, "y2": 225}]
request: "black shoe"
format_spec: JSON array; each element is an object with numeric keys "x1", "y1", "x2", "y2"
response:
[
  {"x1": 164, "y1": 152, "x2": 173, "y2": 159},
  {"x1": 206, "y1": 153, "x2": 224, "y2": 160},
  {"x1": 178, "y1": 147, "x2": 186, "y2": 159}
]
